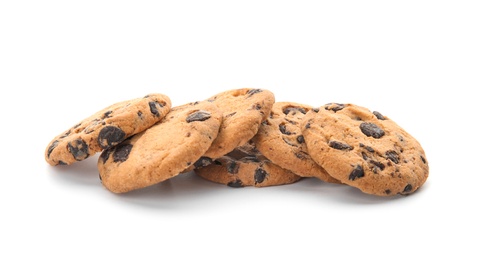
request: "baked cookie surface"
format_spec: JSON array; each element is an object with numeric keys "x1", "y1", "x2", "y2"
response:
[
  {"x1": 45, "y1": 93, "x2": 171, "y2": 166},
  {"x1": 301, "y1": 103, "x2": 429, "y2": 196},
  {"x1": 252, "y1": 102, "x2": 340, "y2": 184},
  {"x1": 98, "y1": 101, "x2": 222, "y2": 193},
  {"x1": 195, "y1": 148, "x2": 302, "y2": 188},
  {"x1": 201, "y1": 88, "x2": 275, "y2": 159}
]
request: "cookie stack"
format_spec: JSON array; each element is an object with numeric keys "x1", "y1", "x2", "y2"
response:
[{"x1": 45, "y1": 88, "x2": 429, "y2": 197}]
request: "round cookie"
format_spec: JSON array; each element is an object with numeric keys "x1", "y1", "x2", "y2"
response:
[
  {"x1": 45, "y1": 93, "x2": 172, "y2": 166},
  {"x1": 201, "y1": 88, "x2": 275, "y2": 159},
  {"x1": 252, "y1": 102, "x2": 340, "y2": 184},
  {"x1": 195, "y1": 148, "x2": 302, "y2": 188},
  {"x1": 98, "y1": 101, "x2": 222, "y2": 193},
  {"x1": 301, "y1": 103, "x2": 429, "y2": 196}
]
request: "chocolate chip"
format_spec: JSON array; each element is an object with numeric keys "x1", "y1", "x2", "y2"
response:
[
  {"x1": 137, "y1": 111, "x2": 143, "y2": 118},
  {"x1": 47, "y1": 140, "x2": 59, "y2": 158},
  {"x1": 149, "y1": 101, "x2": 162, "y2": 117},
  {"x1": 312, "y1": 108, "x2": 319, "y2": 113},
  {"x1": 283, "y1": 106, "x2": 307, "y2": 115},
  {"x1": 305, "y1": 122, "x2": 311, "y2": 129},
  {"x1": 348, "y1": 165, "x2": 364, "y2": 180},
  {"x1": 246, "y1": 89, "x2": 262, "y2": 96},
  {"x1": 227, "y1": 180, "x2": 244, "y2": 188},
  {"x1": 369, "y1": 160, "x2": 385, "y2": 172},
  {"x1": 385, "y1": 150, "x2": 400, "y2": 164},
  {"x1": 98, "y1": 126, "x2": 126, "y2": 149},
  {"x1": 102, "y1": 111, "x2": 113, "y2": 119},
  {"x1": 112, "y1": 143, "x2": 132, "y2": 163},
  {"x1": 325, "y1": 103, "x2": 345, "y2": 112},
  {"x1": 60, "y1": 130, "x2": 71, "y2": 139},
  {"x1": 252, "y1": 103, "x2": 262, "y2": 110},
  {"x1": 279, "y1": 124, "x2": 292, "y2": 135},
  {"x1": 403, "y1": 184, "x2": 413, "y2": 193},
  {"x1": 254, "y1": 168, "x2": 267, "y2": 184},
  {"x1": 73, "y1": 123, "x2": 82, "y2": 129},
  {"x1": 360, "y1": 122, "x2": 385, "y2": 139},
  {"x1": 361, "y1": 152, "x2": 369, "y2": 160},
  {"x1": 227, "y1": 161, "x2": 239, "y2": 174},
  {"x1": 194, "y1": 157, "x2": 213, "y2": 168},
  {"x1": 100, "y1": 148, "x2": 113, "y2": 164},
  {"x1": 385, "y1": 189, "x2": 391, "y2": 195},
  {"x1": 329, "y1": 140, "x2": 353, "y2": 150},
  {"x1": 186, "y1": 110, "x2": 211, "y2": 123},
  {"x1": 295, "y1": 151, "x2": 308, "y2": 160},
  {"x1": 420, "y1": 155, "x2": 427, "y2": 164},
  {"x1": 67, "y1": 139, "x2": 89, "y2": 161},
  {"x1": 297, "y1": 135, "x2": 305, "y2": 144},
  {"x1": 359, "y1": 143, "x2": 375, "y2": 153},
  {"x1": 373, "y1": 111, "x2": 386, "y2": 120}
]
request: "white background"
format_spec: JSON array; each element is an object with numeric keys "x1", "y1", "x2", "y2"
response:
[{"x1": 1, "y1": 1, "x2": 478, "y2": 259}]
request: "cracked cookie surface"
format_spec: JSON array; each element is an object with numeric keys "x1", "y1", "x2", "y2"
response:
[
  {"x1": 252, "y1": 102, "x2": 340, "y2": 184},
  {"x1": 301, "y1": 103, "x2": 429, "y2": 196},
  {"x1": 98, "y1": 101, "x2": 222, "y2": 193},
  {"x1": 45, "y1": 93, "x2": 171, "y2": 166}
]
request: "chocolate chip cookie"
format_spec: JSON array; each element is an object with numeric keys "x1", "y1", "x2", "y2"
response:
[
  {"x1": 252, "y1": 102, "x2": 340, "y2": 184},
  {"x1": 195, "y1": 148, "x2": 302, "y2": 188},
  {"x1": 97, "y1": 101, "x2": 222, "y2": 193},
  {"x1": 45, "y1": 93, "x2": 171, "y2": 166},
  {"x1": 301, "y1": 103, "x2": 429, "y2": 196},
  {"x1": 201, "y1": 88, "x2": 275, "y2": 159}
]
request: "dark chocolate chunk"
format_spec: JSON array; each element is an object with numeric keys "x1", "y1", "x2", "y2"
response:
[
  {"x1": 348, "y1": 165, "x2": 364, "y2": 180},
  {"x1": 186, "y1": 110, "x2": 211, "y2": 123},
  {"x1": 227, "y1": 179, "x2": 244, "y2": 188},
  {"x1": 279, "y1": 124, "x2": 292, "y2": 135},
  {"x1": 420, "y1": 155, "x2": 427, "y2": 164},
  {"x1": 325, "y1": 103, "x2": 345, "y2": 112},
  {"x1": 47, "y1": 140, "x2": 59, "y2": 158},
  {"x1": 102, "y1": 110, "x2": 113, "y2": 119},
  {"x1": 329, "y1": 140, "x2": 353, "y2": 150},
  {"x1": 403, "y1": 184, "x2": 413, "y2": 193},
  {"x1": 246, "y1": 89, "x2": 262, "y2": 96},
  {"x1": 227, "y1": 161, "x2": 239, "y2": 174},
  {"x1": 360, "y1": 122, "x2": 385, "y2": 139},
  {"x1": 149, "y1": 101, "x2": 161, "y2": 117},
  {"x1": 100, "y1": 148, "x2": 113, "y2": 164},
  {"x1": 385, "y1": 150, "x2": 400, "y2": 164},
  {"x1": 369, "y1": 160, "x2": 385, "y2": 171},
  {"x1": 98, "y1": 126, "x2": 126, "y2": 149},
  {"x1": 385, "y1": 189, "x2": 391, "y2": 195},
  {"x1": 304, "y1": 122, "x2": 311, "y2": 129},
  {"x1": 283, "y1": 106, "x2": 307, "y2": 115},
  {"x1": 60, "y1": 129, "x2": 71, "y2": 139},
  {"x1": 252, "y1": 103, "x2": 262, "y2": 110},
  {"x1": 194, "y1": 156, "x2": 213, "y2": 168},
  {"x1": 373, "y1": 111, "x2": 386, "y2": 120},
  {"x1": 361, "y1": 152, "x2": 369, "y2": 160},
  {"x1": 359, "y1": 143, "x2": 375, "y2": 153},
  {"x1": 112, "y1": 143, "x2": 132, "y2": 163},
  {"x1": 297, "y1": 135, "x2": 305, "y2": 144},
  {"x1": 312, "y1": 108, "x2": 320, "y2": 113},
  {"x1": 137, "y1": 111, "x2": 143, "y2": 118},
  {"x1": 254, "y1": 168, "x2": 267, "y2": 184},
  {"x1": 67, "y1": 139, "x2": 89, "y2": 161},
  {"x1": 295, "y1": 151, "x2": 309, "y2": 160}
]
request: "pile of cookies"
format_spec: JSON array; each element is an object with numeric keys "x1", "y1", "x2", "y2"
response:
[{"x1": 45, "y1": 88, "x2": 429, "y2": 197}]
